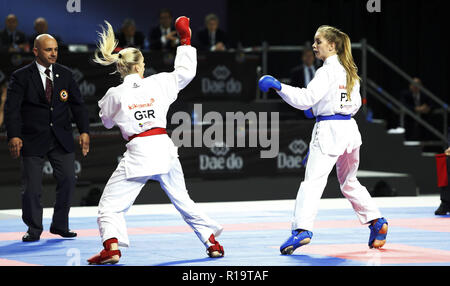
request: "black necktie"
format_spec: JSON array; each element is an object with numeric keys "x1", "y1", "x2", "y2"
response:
[{"x1": 45, "y1": 69, "x2": 53, "y2": 103}]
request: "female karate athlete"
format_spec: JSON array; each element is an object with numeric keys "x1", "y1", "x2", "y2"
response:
[
  {"x1": 258, "y1": 25, "x2": 388, "y2": 255},
  {"x1": 87, "y1": 18, "x2": 224, "y2": 264}
]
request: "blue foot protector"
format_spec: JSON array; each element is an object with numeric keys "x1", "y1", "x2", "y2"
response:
[
  {"x1": 368, "y1": 217, "x2": 388, "y2": 248},
  {"x1": 280, "y1": 229, "x2": 313, "y2": 255}
]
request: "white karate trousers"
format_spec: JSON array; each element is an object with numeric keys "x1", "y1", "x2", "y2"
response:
[
  {"x1": 97, "y1": 158, "x2": 223, "y2": 247},
  {"x1": 291, "y1": 144, "x2": 382, "y2": 232}
]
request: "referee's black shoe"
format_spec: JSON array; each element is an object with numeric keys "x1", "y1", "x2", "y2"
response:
[
  {"x1": 22, "y1": 232, "x2": 40, "y2": 242},
  {"x1": 435, "y1": 202, "x2": 450, "y2": 215},
  {"x1": 50, "y1": 227, "x2": 77, "y2": 238}
]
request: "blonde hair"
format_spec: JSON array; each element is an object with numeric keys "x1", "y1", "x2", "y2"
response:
[
  {"x1": 93, "y1": 20, "x2": 143, "y2": 78},
  {"x1": 317, "y1": 25, "x2": 360, "y2": 96}
]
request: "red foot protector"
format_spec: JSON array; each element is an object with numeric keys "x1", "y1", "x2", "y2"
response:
[
  {"x1": 435, "y1": 153, "x2": 448, "y2": 187},
  {"x1": 87, "y1": 238, "x2": 122, "y2": 265},
  {"x1": 175, "y1": 16, "x2": 191, "y2": 45},
  {"x1": 207, "y1": 234, "x2": 224, "y2": 258}
]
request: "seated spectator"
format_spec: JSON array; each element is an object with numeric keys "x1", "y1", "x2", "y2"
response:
[
  {"x1": 116, "y1": 18, "x2": 145, "y2": 50},
  {"x1": 289, "y1": 48, "x2": 321, "y2": 88},
  {"x1": 149, "y1": 8, "x2": 179, "y2": 51},
  {"x1": 197, "y1": 13, "x2": 227, "y2": 52},
  {"x1": 0, "y1": 14, "x2": 28, "y2": 52},
  {"x1": 400, "y1": 77, "x2": 433, "y2": 140},
  {"x1": 28, "y1": 17, "x2": 67, "y2": 51}
]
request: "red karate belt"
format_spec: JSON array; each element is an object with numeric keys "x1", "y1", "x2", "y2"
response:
[
  {"x1": 435, "y1": 153, "x2": 448, "y2": 187},
  {"x1": 128, "y1": 128, "x2": 167, "y2": 141}
]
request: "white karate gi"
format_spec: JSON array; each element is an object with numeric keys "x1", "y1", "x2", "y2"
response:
[
  {"x1": 277, "y1": 54, "x2": 382, "y2": 231},
  {"x1": 97, "y1": 46, "x2": 223, "y2": 247}
]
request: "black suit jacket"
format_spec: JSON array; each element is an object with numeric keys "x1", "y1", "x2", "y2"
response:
[
  {"x1": 5, "y1": 62, "x2": 89, "y2": 156},
  {"x1": 290, "y1": 63, "x2": 321, "y2": 88},
  {"x1": 196, "y1": 28, "x2": 227, "y2": 51},
  {"x1": 116, "y1": 31, "x2": 145, "y2": 49},
  {"x1": 149, "y1": 25, "x2": 178, "y2": 51},
  {"x1": 400, "y1": 89, "x2": 432, "y2": 110},
  {"x1": 0, "y1": 29, "x2": 27, "y2": 52}
]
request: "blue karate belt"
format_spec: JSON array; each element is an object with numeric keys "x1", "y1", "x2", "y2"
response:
[
  {"x1": 316, "y1": 114, "x2": 351, "y2": 122},
  {"x1": 301, "y1": 114, "x2": 352, "y2": 166}
]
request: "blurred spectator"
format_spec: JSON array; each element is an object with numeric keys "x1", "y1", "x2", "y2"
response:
[
  {"x1": 0, "y1": 14, "x2": 28, "y2": 52},
  {"x1": 28, "y1": 17, "x2": 67, "y2": 52},
  {"x1": 0, "y1": 80, "x2": 7, "y2": 132},
  {"x1": 197, "y1": 13, "x2": 227, "y2": 52},
  {"x1": 149, "y1": 8, "x2": 179, "y2": 51},
  {"x1": 289, "y1": 48, "x2": 321, "y2": 88},
  {"x1": 116, "y1": 18, "x2": 145, "y2": 50},
  {"x1": 400, "y1": 77, "x2": 432, "y2": 140}
]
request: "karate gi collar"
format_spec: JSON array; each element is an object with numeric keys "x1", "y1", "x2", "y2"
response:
[
  {"x1": 323, "y1": 54, "x2": 339, "y2": 66},
  {"x1": 123, "y1": 73, "x2": 142, "y2": 84}
]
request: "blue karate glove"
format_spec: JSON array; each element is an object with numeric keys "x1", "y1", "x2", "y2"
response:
[
  {"x1": 258, "y1": 75, "x2": 281, "y2": 92},
  {"x1": 304, "y1": 108, "x2": 314, "y2": 119}
]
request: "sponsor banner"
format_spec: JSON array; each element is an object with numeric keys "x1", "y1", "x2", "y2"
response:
[
  {"x1": 0, "y1": 121, "x2": 314, "y2": 185},
  {"x1": 0, "y1": 51, "x2": 259, "y2": 120}
]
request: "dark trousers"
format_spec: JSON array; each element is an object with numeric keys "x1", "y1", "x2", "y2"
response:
[{"x1": 20, "y1": 138, "x2": 76, "y2": 236}]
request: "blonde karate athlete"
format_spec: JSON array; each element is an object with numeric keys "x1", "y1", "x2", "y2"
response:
[
  {"x1": 259, "y1": 25, "x2": 388, "y2": 255},
  {"x1": 87, "y1": 18, "x2": 224, "y2": 265}
]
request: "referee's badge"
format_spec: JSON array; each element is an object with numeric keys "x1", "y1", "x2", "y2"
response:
[{"x1": 59, "y1": 89, "x2": 69, "y2": 102}]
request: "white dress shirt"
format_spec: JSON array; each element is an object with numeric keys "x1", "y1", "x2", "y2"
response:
[
  {"x1": 160, "y1": 26, "x2": 179, "y2": 46},
  {"x1": 36, "y1": 61, "x2": 53, "y2": 89}
]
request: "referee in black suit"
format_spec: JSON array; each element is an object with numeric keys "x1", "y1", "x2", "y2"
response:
[{"x1": 4, "y1": 34, "x2": 90, "y2": 242}]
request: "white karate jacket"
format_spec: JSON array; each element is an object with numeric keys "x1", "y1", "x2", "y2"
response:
[
  {"x1": 277, "y1": 55, "x2": 363, "y2": 156},
  {"x1": 98, "y1": 45, "x2": 197, "y2": 178}
]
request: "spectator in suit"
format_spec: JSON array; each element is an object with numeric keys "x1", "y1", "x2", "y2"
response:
[
  {"x1": 4, "y1": 34, "x2": 90, "y2": 242},
  {"x1": 289, "y1": 48, "x2": 320, "y2": 88},
  {"x1": 0, "y1": 14, "x2": 28, "y2": 52},
  {"x1": 116, "y1": 18, "x2": 145, "y2": 50},
  {"x1": 27, "y1": 17, "x2": 67, "y2": 52},
  {"x1": 149, "y1": 8, "x2": 179, "y2": 51},
  {"x1": 289, "y1": 48, "x2": 321, "y2": 119},
  {"x1": 197, "y1": 13, "x2": 227, "y2": 52},
  {"x1": 400, "y1": 77, "x2": 432, "y2": 140}
]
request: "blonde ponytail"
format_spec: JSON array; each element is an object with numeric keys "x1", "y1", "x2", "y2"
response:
[
  {"x1": 94, "y1": 21, "x2": 120, "y2": 66},
  {"x1": 94, "y1": 20, "x2": 144, "y2": 79},
  {"x1": 317, "y1": 25, "x2": 360, "y2": 96}
]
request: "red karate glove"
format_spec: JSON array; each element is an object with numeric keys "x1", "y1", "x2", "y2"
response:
[{"x1": 175, "y1": 16, "x2": 191, "y2": 45}]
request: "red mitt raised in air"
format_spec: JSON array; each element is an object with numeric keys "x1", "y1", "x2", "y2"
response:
[{"x1": 175, "y1": 16, "x2": 191, "y2": 45}]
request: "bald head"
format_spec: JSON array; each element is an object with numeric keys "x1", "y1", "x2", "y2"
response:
[
  {"x1": 34, "y1": 34, "x2": 56, "y2": 48},
  {"x1": 33, "y1": 34, "x2": 58, "y2": 68}
]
